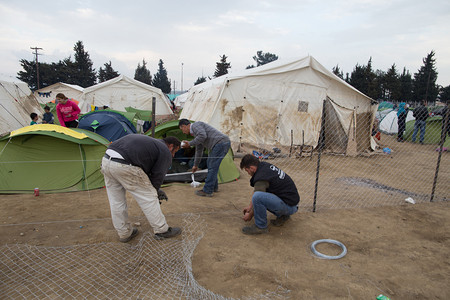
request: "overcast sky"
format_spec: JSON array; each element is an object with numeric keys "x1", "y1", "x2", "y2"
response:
[{"x1": 1, "y1": 0, "x2": 449, "y2": 91}]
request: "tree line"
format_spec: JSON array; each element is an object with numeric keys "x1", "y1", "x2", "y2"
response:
[{"x1": 17, "y1": 41, "x2": 449, "y2": 104}]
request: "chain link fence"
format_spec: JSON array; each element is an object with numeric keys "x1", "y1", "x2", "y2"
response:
[{"x1": 243, "y1": 102, "x2": 449, "y2": 212}]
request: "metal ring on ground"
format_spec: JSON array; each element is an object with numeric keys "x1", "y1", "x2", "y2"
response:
[{"x1": 310, "y1": 239, "x2": 347, "y2": 260}]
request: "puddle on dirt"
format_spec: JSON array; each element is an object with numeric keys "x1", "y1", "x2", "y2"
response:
[{"x1": 336, "y1": 177, "x2": 422, "y2": 198}]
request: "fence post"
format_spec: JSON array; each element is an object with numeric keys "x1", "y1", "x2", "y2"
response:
[
  {"x1": 151, "y1": 97, "x2": 156, "y2": 138},
  {"x1": 313, "y1": 99, "x2": 326, "y2": 212},
  {"x1": 430, "y1": 102, "x2": 450, "y2": 202}
]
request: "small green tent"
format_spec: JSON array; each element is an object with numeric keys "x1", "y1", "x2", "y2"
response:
[
  {"x1": 0, "y1": 124, "x2": 109, "y2": 193},
  {"x1": 404, "y1": 116, "x2": 450, "y2": 147},
  {"x1": 153, "y1": 120, "x2": 240, "y2": 184}
]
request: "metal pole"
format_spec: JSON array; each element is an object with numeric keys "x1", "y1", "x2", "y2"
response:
[
  {"x1": 30, "y1": 47, "x2": 43, "y2": 90},
  {"x1": 313, "y1": 99, "x2": 327, "y2": 212},
  {"x1": 151, "y1": 97, "x2": 156, "y2": 138},
  {"x1": 430, "y1": 102, "x2": 450, "y2": 202},
  {"x1": 181, "y1": 63, "x2": 184, "y2": 92}
]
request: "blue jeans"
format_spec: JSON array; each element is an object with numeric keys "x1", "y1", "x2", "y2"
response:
[
  {"x1": 412, "y1": 120, "x2": 426, "y2": 143},
  {"x1": 202, "y1": 141, "x2": 230, "y2": 194},
  {"x1": 252, "y1": 191, "x2": 298, "y2": 228}
]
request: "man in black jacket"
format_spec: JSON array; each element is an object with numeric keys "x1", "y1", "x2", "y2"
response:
[
  {"x1": 412, "y1": 100, "x2": 429, "y2": 144},
  {"x1": 240, "y1": 154, "x2": 300, "y2": 235},
  {"x1": 101, "y1": 135, "x2": 182, "y2": 242}
]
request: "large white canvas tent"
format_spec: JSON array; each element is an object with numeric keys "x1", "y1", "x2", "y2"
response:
[
  {"x1": 0, "y1": 80, "x2": 43, "y2": 135},
  {"x1": 79, "y1": 75, "x2": 174, "y2": 117},
  {"x1": 180, "y1": 55, "x2": 378, "y2": 154},
  {"x1": 34, "y1": 82, "x2": 84, "y2": 104}
]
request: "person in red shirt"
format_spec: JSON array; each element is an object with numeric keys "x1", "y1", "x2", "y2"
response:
[{"x1": 55, "y1": 93, "x2": 81, "y2": 128}]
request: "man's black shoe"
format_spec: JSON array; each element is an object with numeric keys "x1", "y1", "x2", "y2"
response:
[{"x1": 155, "y1": 227, "x2": 182, "y2": 240}]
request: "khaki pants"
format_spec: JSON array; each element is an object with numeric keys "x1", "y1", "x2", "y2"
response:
[{"x1": 101, "y1": 157, "x2": 169, "y2": 239}]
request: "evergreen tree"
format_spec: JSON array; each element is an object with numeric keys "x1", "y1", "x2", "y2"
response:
[
  {"x1": 194, "y1": 76, "x2": 207, "y2": 85},
  {"x1": 151, "y1": 59, "x2": 171, "y2": 93},
  {"x1": 98, "y1": 61, "x2": 119, "y2": 82},
  {"x1": 349, "y1": 63, "x2": 367, "y2": 94},
  {"x1": 252, "y1": 50, "x2": 278, "y2": 66},
  {"x1": 134, "y1": 59, "x2": 152, "y2": 85},
  {"x1": 412, "y1": 50, "x2": 439, "y2": 103},
  {"x1": 246, "y1": 65, "x2": 255, "y2": 69},
  {"x1": 399, "y1": 67, "x2": 413, "y2": 102},
  {"x1": 214, "y1": 55, "x2": 231, "y2": 78},
  {"x1": 349, "y1": 58, "x2": 379, "y2": 99},
  {"x1": 71, "y1": 41, "x2": 97, "y2": 87},
  {"x1": 332, "y1": 65, "x2": 344, "y2": 79},
  {"x1": 383, "y1": 64, "x2": 401, "y2": 101},
  {"x1": 439, "y1": 85, "x2": 450, "y2": 103}
]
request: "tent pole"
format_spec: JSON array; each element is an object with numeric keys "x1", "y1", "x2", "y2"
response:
[
  {"x1": 313, "y1": 99, "x2": 326, "y2": 212},
  {"x1": 430, "y1": 102, "x2": 450, "y2": 202}
]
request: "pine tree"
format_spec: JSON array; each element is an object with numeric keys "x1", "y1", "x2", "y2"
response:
[
  {"x1": 214, "y1": 55, "x2": 231, "y2": 78},
  {"x1": 134, "y1": 59, "x2": 152, "y2": 85},
  {"x1": 98, "y1": 61, "x2": 119, "y2": 83},
  {"x1": 152, "y1": 59, "x2": 171, "y2": 93},
  {"x1": 252, "y1": 50, "x2": 278, "y2": 66},
  {"x1": 71, "y1": 41, "x2": 97, "y2": 87},
  {"x1": 194, "y1": 76, "x2": 207, "y2": 85},
  {"x1": 332, "y1": 65, "x2": 344, "y2": 79},
  {"x1": 399, "y1": 68, "x2": 413, "y2": 102},
  {"x1": 439, "y1": 85, "x2": 450, "y2": 103},
  {"x1": 412, "y1": 50, "x2": 439, "y2": 103},
  {"x1": 383, "y1": 64, "x2": 401, "y2": 101}
]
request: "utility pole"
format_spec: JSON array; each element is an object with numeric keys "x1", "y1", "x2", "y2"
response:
[
  {"x1": 30, "y1": 46, "x2": 43, "y2": 90},
  {"x1": 181, "y1": 62, "x2": 184, "y2": 93}
]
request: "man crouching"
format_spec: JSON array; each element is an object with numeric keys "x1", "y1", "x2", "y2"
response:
[{"x1": 240, "y1": 154, "x2": 300, "y2": 235}]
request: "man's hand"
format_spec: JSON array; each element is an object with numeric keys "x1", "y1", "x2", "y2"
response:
[
  {"x1": 191, "y1": 166, "x2": 198, "y2": 173},
  {"x1": 181, "y1": 140, "x2": 190, "y2": 149},
  {"x1": 157, "y1": 189, "x2": 168, "y2": 202},
  {"x1": 242, "y1": 205, "x2": 254, "y2": 221}
]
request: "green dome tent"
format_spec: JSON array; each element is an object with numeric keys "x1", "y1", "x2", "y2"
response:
[
  {"x1": 0, "y1": 124, "x2": 109, "y2": 194},
  {"x1": 404, "y1": 116, "x2": 450, "y2": 147}
]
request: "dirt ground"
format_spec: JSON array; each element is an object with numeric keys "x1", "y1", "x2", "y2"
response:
[{"x1": 1, "y1": 138, "x2": 449, "y2": 299}]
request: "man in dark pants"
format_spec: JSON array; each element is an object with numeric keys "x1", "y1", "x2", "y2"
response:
[
  {"x1": 412, "y1": 100, "x2": 429, "y2": 144},
  {"x1": 101, "y1": 135, "x2": 182, "y2": 242},
  {"x1": 179, "y1": 119, "x2": 230, "y2": 197},
  {"x1": 240, "y1": 154, "x2": 300, "y2": 235}
]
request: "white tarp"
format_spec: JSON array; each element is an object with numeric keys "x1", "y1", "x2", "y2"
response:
[
  {"x1": 34, "y1": 82, "x2": 84, "y2": 104},
  {"x1": 180, "y1": 55, "x2": 377, "y2": 154},
  {"x1": 0, "y1": 80, "x2": 44, "y2": 135},
  {"x1": 79, "y1": 75, "x2": 174, "y2": 116}
]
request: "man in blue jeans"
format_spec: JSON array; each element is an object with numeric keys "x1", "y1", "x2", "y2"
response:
[
  {"x1": 179, "y1": 119, "x2": 231, "y2": 197},
  {"x1": 412, "y1": 100, "x2": 429, "y2": 144},
  {"x1": 240, "y1": 154, "x2": 300, "y2": 235}
]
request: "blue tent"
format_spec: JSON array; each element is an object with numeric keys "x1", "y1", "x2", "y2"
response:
[{"x1": 78, "y1": 110, "x2": 137, "y2": 142}]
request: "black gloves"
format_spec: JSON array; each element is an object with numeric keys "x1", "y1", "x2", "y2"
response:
[{"x1": 157, "y1": 189, "x2": 168, "y2": 204}]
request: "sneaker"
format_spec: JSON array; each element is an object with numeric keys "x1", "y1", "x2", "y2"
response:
[
  {"x1": 242, "y1": 224, "x2": 268, "y2": 235},
  {"x1": 119, "y1": 228, "x2": 139, "y2": 243},
  {"x1": 195, "y1": 190, "x2": 213, "y2": 197},
  {"x1": 155, "y1": 227, "x2": 182, "y2": 240},
  {"x1": 270, "y1": 215, "x2": 290, "y2": 227}
]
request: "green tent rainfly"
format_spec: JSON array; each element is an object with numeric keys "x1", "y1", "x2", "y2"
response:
[{"x1": 0, "y1": 124, "x2": 110, "y2": 194}]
